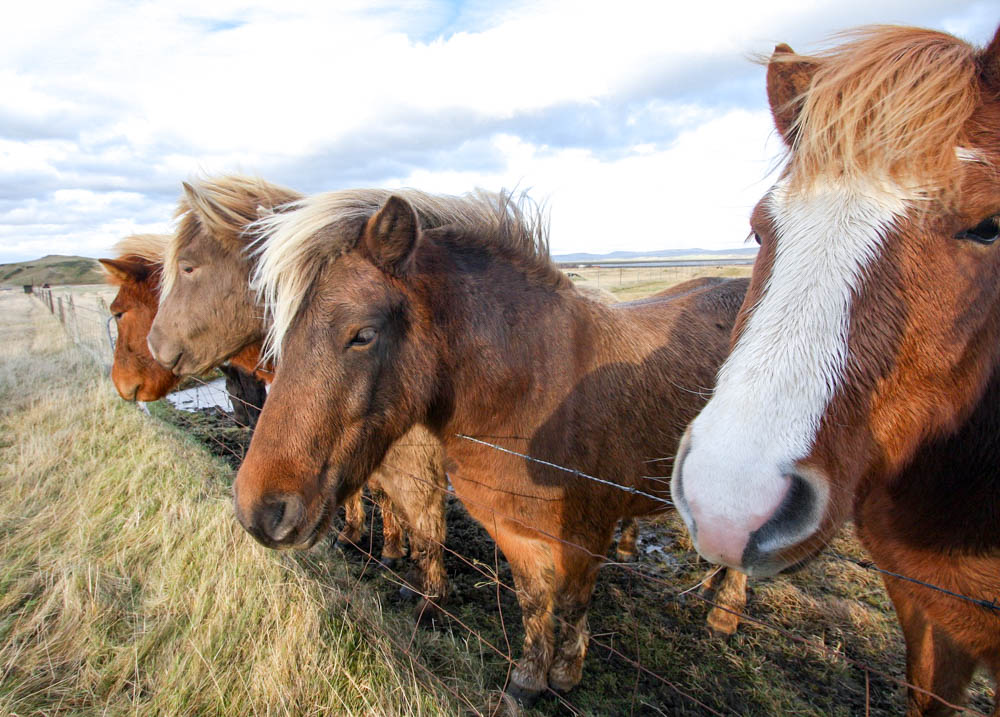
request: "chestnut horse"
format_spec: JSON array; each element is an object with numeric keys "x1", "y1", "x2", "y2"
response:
[
  {"x1": 146, "y1": 175, "x2": 456, "y2": 614},
  {"x1": 672, "y1": 26, "x2": 1000, "y2": 715},
  {"x1": 99, "y1": 234, "x2": 179, "y2": 402},
  {"x1": 237, "y1": 190, "x2": 750, "y2": 702}
]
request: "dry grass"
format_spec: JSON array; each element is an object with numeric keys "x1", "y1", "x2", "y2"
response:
[
  {"x1": 568, "y1": 265, "x2": 752, "y2": 302},
  {"x1": 0, "y1": 293, "x2": 475, "y2": 715}
]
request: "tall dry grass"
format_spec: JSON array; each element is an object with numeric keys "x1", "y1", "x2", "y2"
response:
[{"x1": 0, "y1": 292, "x2": 475, "y2": 715}]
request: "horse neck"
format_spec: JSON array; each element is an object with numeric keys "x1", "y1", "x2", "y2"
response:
[{"x1": 414, "y1": 239, "x2": 672, "y2": 440}]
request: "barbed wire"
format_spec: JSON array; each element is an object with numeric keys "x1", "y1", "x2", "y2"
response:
[{"x1": 455, "y1": 435, "x2": 1000, "y2": 620}]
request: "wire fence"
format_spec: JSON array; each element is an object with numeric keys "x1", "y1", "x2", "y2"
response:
[
  {"x1": 35, "y1": 286, "x2": 117, "y2": 369},
  {"x1": 32, "y1": 286, "x2": 998, "y2": 716}
]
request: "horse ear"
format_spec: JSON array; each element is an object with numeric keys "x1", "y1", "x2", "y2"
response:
[
  {"x1": 980, "y1": 24, "x2": 1000, "y2": 92},
  {"x1": 182, "y1": 181, "x2": 246, "y2": 242},
  {"x1": 766, "y1": 43, "x2": 817, "y2": 146},
  {"x1": 99, "y1": 258, "x2": 150, "y2": 284},
  {"x1": 363, "y1": 195, "x2": 420, "y2": 276}
]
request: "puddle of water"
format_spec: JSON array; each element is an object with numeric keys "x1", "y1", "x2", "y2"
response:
[{"x1": 165, "y1": 377, "x2": 233, "y2": 413}]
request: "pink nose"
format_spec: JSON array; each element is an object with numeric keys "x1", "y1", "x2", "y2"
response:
[{"x1": 688, "y1": 514, "x2": 755, "y2": 568}]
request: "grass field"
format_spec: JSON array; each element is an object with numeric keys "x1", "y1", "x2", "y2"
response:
[
  {"x1": 0, "y1": 255, "x2": 105, "y2": 287},
  {"x1": 569, "y1": 264, "x2": 753, "y2": 302},
  {"x1": 1, "y1": 281, "x2": 995, "y2": 715}
]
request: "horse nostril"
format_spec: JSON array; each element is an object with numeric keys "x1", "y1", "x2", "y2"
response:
[
  {"x1": 254, "y1": 494, "x2": 306, "y2": 544},
  {"x1": 743, "y1": 472, "x2": 818, "y2": 565}
]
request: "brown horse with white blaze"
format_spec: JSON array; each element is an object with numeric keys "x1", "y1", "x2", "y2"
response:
[
  {"x1": 672, "y1": 26, "x2": 1000, "y2": 715},
  {"x1": 237, "y1": 190, "x2": 750, "y2": 702}
]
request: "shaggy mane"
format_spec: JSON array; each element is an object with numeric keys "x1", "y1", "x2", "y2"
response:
[
  {"x1": 112, "y1": 233, "x2": 170, "y2": 264},
  {"x1": 103, "y1": 233, "x2": 170, "y2": 285},
  {"x1": 161, "y1": 174, "x2": 302, "y2": 300},
  {"x1": 777, "y1": 26, "x2": 981, "y2": 192},
  {"x1": 252, "y1": 188, "x2": 558, "y2": 362}
]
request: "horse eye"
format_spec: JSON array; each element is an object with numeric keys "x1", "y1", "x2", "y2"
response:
[
  {"x1": 754, "y1": 232, "x2": 762, "y2": 246},
  {"x1": 113, "y1": 311, "x2": 124, "y2": 320},
  {"x1": 955, "y1": 216, "x2": 999, "y2": 245},
  {"x1": 350, "y1": 327, "x2": 377, "y2": 346},
  {"x1": 181, "y1": 264, "x2": 195, "y2": 274}
]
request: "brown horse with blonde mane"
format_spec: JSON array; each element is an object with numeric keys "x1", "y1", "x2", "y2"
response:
[
  {"x1": 673, "y1": 25, "x2": 1000, "y2": 715},
  {"x1": 97, "y1": 226, "x2": 379, "y2": 573},
  {"x1": 146, "y1": 175, "x2": 457, "y2": 616},
  {"x1": 236, "y1": 189, "x2": 750, "y2": 703}
]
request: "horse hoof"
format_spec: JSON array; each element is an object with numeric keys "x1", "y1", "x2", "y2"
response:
[
  {"x1": 706, "y1": 610, "x2": 739, "y2": 638},
  {"x1": 547, "y1": 668, "x2": 582, "y2": 694},
  {"x1": 615, "y1": 549, "x2": 637, "y2": 563},
  {"x1": 505, "y1": 682, "x2": 542, "y2": 708},
  {"x1": 380, "y1": 556, "x2": 399, "y2": 572}
]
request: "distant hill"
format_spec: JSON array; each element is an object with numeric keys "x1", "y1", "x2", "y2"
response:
[
  {"x1": 553, "y1": 247, "x2": 758, "y2": 263},
  {"x1": 0, "y1": 255, "x2": 105, "y2": 287}
]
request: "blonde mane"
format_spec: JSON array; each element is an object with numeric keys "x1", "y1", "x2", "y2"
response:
[
  {"x1": 102, "y1": 233, "x2": 171, "y2": 285},
  {"x1": 252, "y1": 188, "x2": 555, "y2": 362},
  {"x1": 161, "y1": 174, "x2": 302, "y2": 300},
  {"x1": 779, "y1": 26, "x2": 980, "y2": 192},
  {"x1": 112, "y1": 233, "x2": 170, "y2": 264}
]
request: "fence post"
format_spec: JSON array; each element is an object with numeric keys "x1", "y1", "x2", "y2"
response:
[
  {"x1": 57, "y1": 297, "x2": 64, "y2": 325},
  {"x1": 67, "y1": 294, "x2": 80, "y2": 343}
]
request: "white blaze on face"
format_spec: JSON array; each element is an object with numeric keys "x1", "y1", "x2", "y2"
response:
[{"x1": 676, "y1": 176, "x2": 908, "y2": 563}]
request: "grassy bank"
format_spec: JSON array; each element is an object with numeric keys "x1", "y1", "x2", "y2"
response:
[{"x1": 0, "y1": 293, "x2": 479, "y2": 715}]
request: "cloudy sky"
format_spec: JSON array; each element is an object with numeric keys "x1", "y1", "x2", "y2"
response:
[{"x1": 0, "y1": 0, "x2": 994, "y2": 262}]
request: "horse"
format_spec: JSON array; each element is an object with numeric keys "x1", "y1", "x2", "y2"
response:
[
  {"x1": 146, "y1": 175, "x2": 456, "y2": 615},
  {"x1": 99, "y1": 235, "x2": 180, "y2": 402},
  {"x1": 98, "y1": 230, "x2": 380, "y2": 564},
  {"x1": 671, "y1": 25, "x2": 1000, "y2": 715},
  {"x1": 236, "y1": 189, "x2": 750, "y2": 703},
  {"x1": 100, "y1": 234, "x2": 270, "y2": 426}
]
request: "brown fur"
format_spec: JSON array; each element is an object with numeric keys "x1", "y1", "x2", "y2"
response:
[
  {"x1": 100, "y1": 236, "x2": 179, "y2": 402},
  {"x1": 150, "y1": 175, "x2": 451, "y2": 615},
  {"x1": 236, "y1": 193, "x2": 751, "y2": 699},
  {"x1": 731, "y1": 25, "x2": 1000, "y2": 714}
]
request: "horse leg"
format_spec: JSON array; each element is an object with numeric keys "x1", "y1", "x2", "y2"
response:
[
  {"x1": 372, "y1": 438, "x2": 450, "y2": 625},
  {"x1": 500, "y1": 540, "x2": 557, "y2": 706},
  {"x1": 886, "y1": 581, "x2": 977, "y2": 717},
  {"x1": 704, "y1": 568, "x2": 746, "y2": 637},
  {"x1": 615, "y1": 517, "x2": 638, "y2": 563},
  {"x1": 369, "y1": 477, "x2": 406, "y2": 570},
  {"x1": 336, "y1": 490, "x2": 365, "y2": 547},
  {"x1": 405, "y1": 481, "x2": 448, "y2": 625},
  {"x1": 548, "y1": 553, "x2": 602, "y2": 693}
]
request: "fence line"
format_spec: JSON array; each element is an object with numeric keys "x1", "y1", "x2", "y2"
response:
[
  {"x1": 35, "y1": 288, "x2": 996, "y2": 715},
  {"x1": 34, "y1": 287, "x2": 116, "y2": 370}
]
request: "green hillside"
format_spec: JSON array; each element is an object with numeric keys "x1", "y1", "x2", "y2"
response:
[{"x1": 0, "y1": 255, "x2": 105, "y2": 287}]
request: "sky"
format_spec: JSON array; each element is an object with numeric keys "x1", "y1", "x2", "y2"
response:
[{"x1": 0, "y1": 0, "x2": 995, "y2": 262}]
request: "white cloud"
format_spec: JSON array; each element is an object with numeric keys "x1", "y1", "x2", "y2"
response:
[{"x1": 0, "y1": 0, "x2": 994, "y2": 261}]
